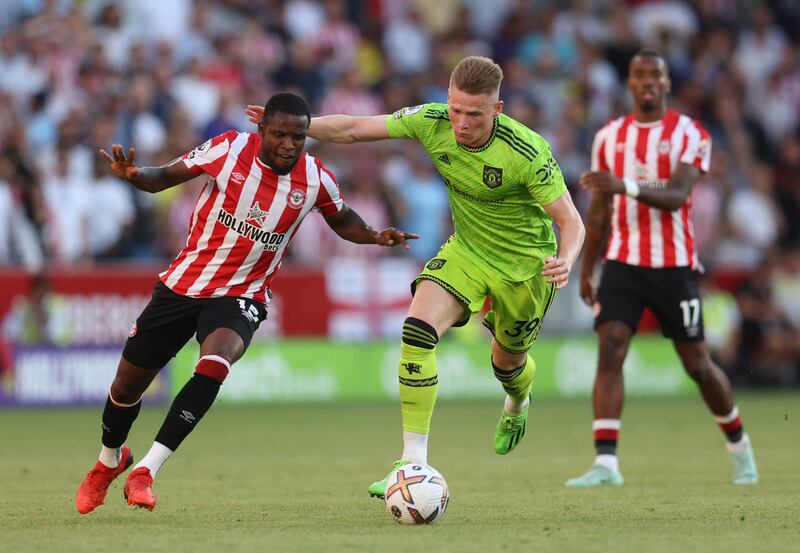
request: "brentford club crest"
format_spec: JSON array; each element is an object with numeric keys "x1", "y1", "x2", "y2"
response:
[
  {"x1": 287, "y1": 188, "x2": 306, "y2": 209},
  {"x1": 246, "y1": 201, "x2": 268, "y2": 228}
]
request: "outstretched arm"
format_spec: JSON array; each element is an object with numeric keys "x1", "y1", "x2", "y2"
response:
[
  {"x1": 322, "y1": 204, "x2": 418, "y2": 248},
  {"x1": 245, "y1": 105, "x2": 390, "y2": 143},
  {"x1": 578, "y1": 162, "x2": 701, "y2": 211},
  {"x1": 578, "y1": 191, "x2": 612, "y2": 306},
  {"x1": 99, "y1": 144, "x2": 196, "y2": 193},
  {"x1": 541, "y1": 189, "x2": 586, "y2": 289}
]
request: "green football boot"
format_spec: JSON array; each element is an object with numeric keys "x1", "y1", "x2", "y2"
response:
[
  {"x1": 731, "y1": 447, "x2": 759, "y2": 485},
  {"x1": 493, "y1": 396, "x2": 531, "y2": 455},
  {"x1": 367, "y1": 459, "x2": 411, "y2": 499},
  {"x1": 565, "y1": 465, "x2": 624, "y2": 488}
]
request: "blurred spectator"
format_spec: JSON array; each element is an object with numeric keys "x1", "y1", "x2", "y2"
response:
[
  {"x1": 40, "y1": 145, "x2": 90, "y2": 264},
  {"x1": 86, "y1": 155, "x2": 135, "y2": 259},
  {"x1": 384, "y1": 148, "x2": 450, "y2": 263}
]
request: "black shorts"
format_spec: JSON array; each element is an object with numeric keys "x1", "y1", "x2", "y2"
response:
[
  {"x1": 122, "y1": 282, "x2": 268, "y2": 369},
  {"x1": 595, "y1": 260, "x2": 704, "y2": 341}
]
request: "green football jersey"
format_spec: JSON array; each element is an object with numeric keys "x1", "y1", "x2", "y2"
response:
[{"x1": 386, "y1": 102, "x2": 567, "y2": 281}]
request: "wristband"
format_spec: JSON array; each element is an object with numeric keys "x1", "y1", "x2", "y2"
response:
[{"x1": 623, "y1": 178, "x2": 640, "y2": 198}]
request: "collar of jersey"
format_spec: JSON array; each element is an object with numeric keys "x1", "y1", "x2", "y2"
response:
[
  {"x1": 632, "y1": 109, "x2": 675, "y2": 128},
  {"x1": 457, "y1": 117, "x2": 498, "y2": 153}
]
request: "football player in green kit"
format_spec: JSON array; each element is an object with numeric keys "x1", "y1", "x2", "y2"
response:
[{"x1": 247, "y1": 57, "x2": 585, "y2": 497}]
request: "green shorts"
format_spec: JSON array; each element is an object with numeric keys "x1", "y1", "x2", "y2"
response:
[{"x1": 413, "y1": 237, "x2": 558, "y2": 354}]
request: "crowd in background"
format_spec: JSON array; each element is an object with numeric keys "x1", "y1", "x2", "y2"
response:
[{"x1": 0, "y1": 0, "x2": 798, "y2": 386}]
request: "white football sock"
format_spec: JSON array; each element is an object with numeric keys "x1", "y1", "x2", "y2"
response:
[
  {"x1": 726, "y1": 432, "x2": 751, "y2": 454},
  {"x1": 504, "y1": 394, "x2": 530, "y2": 416},
  {"x1": 594, "y1": 454, "x2": 619, "y2": 473},
  {"x1": 134, "y1": 441, "x2": 173, "y2": 478},
  {"x1": 402, "y1": 431, "x2": 429, "y2": 464},
  {"x1": 98, "y1": 445, "x2": 122, "y2": 469}
]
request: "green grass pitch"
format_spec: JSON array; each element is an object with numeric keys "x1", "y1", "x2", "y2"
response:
[{"x1": 1, "y1": 393, "x2": 798, "y2": 552}]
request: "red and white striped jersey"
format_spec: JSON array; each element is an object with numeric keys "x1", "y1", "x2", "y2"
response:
[
  {"x1": 591, "y1": 109, "x2": 711, "y2": 269},
  {"x1": 159, "y1": 131, "x2": 344, "y2": 304}
]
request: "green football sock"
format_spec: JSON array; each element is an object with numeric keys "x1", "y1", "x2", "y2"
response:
[
  {"x1": 399, "y1": 317, "x2": 439, "y2": 434},
  {"x1": 493, "y1": 354, "x2": 536, "y2": 404}
]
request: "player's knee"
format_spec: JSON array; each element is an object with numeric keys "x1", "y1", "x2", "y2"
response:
[
  {"x1": 195, "y1": 355, "x2": 231, "y2": 384},
  {"x1": 401, "y1": 317, "x2": 439, "y2": 350},
  {"x1": 598, "y1": 323, "x2": 631, "y2": 355},
  {"x1": 680, "y1": 345, "x2": 711, "y2": 384},
  {"x1": 109, "y1": 378, "x2": 144, "y2": 405},
  {"x1": 491, "y1": 350, "x2": 526, "y2": 372}
]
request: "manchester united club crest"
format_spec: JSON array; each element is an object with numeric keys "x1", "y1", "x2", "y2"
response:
[
  {"x1": 483, "y1": 165, "x2": 503, "y2": 189},
  {"x1": 287, "y1": 188, "x2": 306, "y2": 209},
  {"x1": 425, "y1": 258, "x2": 446, "y2": 271},
  {"x1": 246, "y1": 201, "x2": 268, "y2": 228}
]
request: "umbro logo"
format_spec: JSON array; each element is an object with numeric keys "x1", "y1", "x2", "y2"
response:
[
  {"x1": 180, "y1": 410, "x2": 196, "y2": 424},
  {"x1": 438, "y1": 154, "x2": 451, "y2": 165},
  {"x1": 231, "y1": 171, "x2": 246, "y2": 184}
]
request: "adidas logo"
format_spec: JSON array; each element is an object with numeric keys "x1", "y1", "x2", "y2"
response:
[
  {"x1": 438, "y1": 154, "x2": 450, "y2": 165},
  {"x1": 180, "y1": 411, "x2": 196, "y2": 424}
]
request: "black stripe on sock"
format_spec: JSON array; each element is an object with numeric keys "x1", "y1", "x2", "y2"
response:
[
  {"x1": 399, "y1": 376, "x2": 439, "y2": 387},
  {"x1": 726, "y1": 428, "x2": 744, "y2": 443},
  {"x1": 402, "y1": 317, "x2": 439, "y2": 349}
]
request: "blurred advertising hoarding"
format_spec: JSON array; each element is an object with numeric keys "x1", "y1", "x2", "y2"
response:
[{"x1": 170, "y1": 337, "x2": 693, "y2": 402}]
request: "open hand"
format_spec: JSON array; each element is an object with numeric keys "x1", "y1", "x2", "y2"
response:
[
  {"x1": 579, "y1": 171, "x2": 624, "y2": 194},
  {"x1": 99, "y1": 144, "x2": 140, "y2": 181},
  {"x1": 375, "y1": 228, "x2": 419, "y2": 249},
  {"x1": 245, "y1": 104, "x2": 265, "y2": 124},
  {"x1": 542, "y1": 255, "x2": 572, "y2": 289}
]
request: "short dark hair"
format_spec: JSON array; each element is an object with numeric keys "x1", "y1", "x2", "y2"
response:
[
  {"x1": 263, "y1": 92, "x2": 311, "y2": 124},
  {"x1": 629, "y1": 48, "x2": 669, "y2": 73}
]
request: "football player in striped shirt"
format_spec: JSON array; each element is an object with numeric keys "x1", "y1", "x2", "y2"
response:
[
  {"x1": 567, "y1": 49, "x2": 759, "y2": 487},
  {"x1": 75, "y1": 93, "x2": 417, "y2": 513}
]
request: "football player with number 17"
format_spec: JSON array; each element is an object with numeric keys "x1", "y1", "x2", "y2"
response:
[
  {"x1": 567, "y1": 49, "x2": 759, "y2": 487},
  {"x1": 75, "y1": 92, "x2": 418, "y2": 514}
]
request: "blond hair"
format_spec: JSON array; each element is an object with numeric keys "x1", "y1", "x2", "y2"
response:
[{"x1": 450, "y1": 56, "x2": 503, "y2": 95}]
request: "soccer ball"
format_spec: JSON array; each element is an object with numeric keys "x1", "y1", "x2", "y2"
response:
[{"x1": 384, "y1": 463, "x2": 449, "y2": 525}]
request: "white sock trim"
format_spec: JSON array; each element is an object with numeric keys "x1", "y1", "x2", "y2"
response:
[
  {"x1": 108, "y1": 391, "x2": 142, "y2": 408},
  {"x1": 199, "y1": 354, "x2": 231, "y2": 371},
  {"x1": 727, "y1": 432, "x2": 751, "y2": 454},
  {"x1": 594, "y1": 454, "x2": 619, "y2": 473},
  {"x1": 402, "y1": 431, "x2": 429, "y2": 465},
  {"x1": 504, "y1": 395, "x2": 530, "y2": 416},
  {"x1": 134, "y1": 441, "x2": 174, "y2": 479},
  {"x1": 715, "y1": 405, "x2": 739, "y2": 424},
  {"x1": 592, "y1": 419, "x2": 621, "y2": 431},
  {"x1": 98, "y1": 445, "x2": 122, "y2": 468}
]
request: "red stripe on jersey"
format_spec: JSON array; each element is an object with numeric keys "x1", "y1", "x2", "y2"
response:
[
  {"x1": 659, "y1": 112, "x2": 680, "y2": 267},
  {"x1": 635, "y1": 126, "x2": 652, "y2": 267},
  {"x1": 682, "y1": 203, "x2": 694, "y2": 267},
  {"x1": 596, "y1": 138, "x2": 609, "y2": 172},
  {"x1": 613, "y1": 117, "x2": 633, "y2": 262}
]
